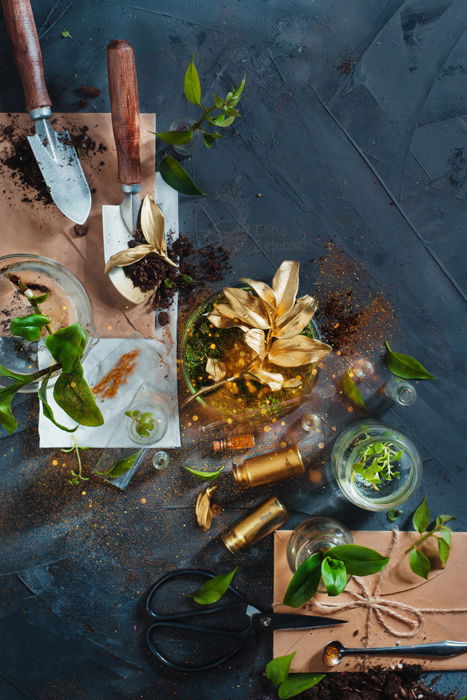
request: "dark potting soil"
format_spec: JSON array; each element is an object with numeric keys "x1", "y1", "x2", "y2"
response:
[
  {"x1": 123, "y1": 231, "x2": 231, "y2": 327},
  {"x1": 301, "y1": 665, "x2": 463, "y2": 700}
]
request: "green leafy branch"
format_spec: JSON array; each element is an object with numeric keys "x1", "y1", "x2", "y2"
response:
[
  {"x1": 156, "y1": 55, "x2": 245, "y2": 195},
  {"x1": 265, "y1": 652, "x2": 324, "y2": 699},
  {"x1": 283, "y1": 544, "x2": 389, "y2": 608},
  {"x1": 406, "y1": 498, "x2": 454, "y2": 579},
  {"x1": 352, "y1": 439, "x2": 403, "y2": 489},
  {"x1": 61, "y1": 438, "x2": 90, "y2": 485}
]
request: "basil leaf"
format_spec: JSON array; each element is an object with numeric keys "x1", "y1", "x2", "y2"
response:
[
  {"x1": 387, "y1": 509, "x2": 403, "y2": 522},
  {"x1": 437, "y1": 537, "x2": 450, "y2": 566},
  {"x1": 184, "y1": 56, "x2": 201, "y2": 105},
  {"x1": 45, "y1": 323, "x2": 87, "y2": 373},
  {"x1": 327, "y1": 545, "x2": 389, "y2": 576},
  {"x1": 156, "y1": 129, "x2": 193, "y2": 145},
  {"x1": 385, "y1": 342, "x2": 434, "y2": 380},
  {"x1": 321, "y1": 557, "x2": 347, "y2": 596},
  {"x1": 409, "y1": 548, "x2": 431, "y2": 579},
  {"x1": 191, "y1": 567, "x2": 238, "y2": 605},
  {"x1": 283, "y1": 552, "x2": 322, "y2": 608},
  {"x1": 183, "y1": 465, "x2": 224, "y2": 481},
  {"x1": 278, "y1": 674, "x2": 325, "y2": 699},
  {"x1": 265, "y1": 652, "x2": 296, "y2": 686},
  {"x1": 54, "y1": 369, "x2": 104, "y2": 427},
  {"x1": 159, "y1": 155, "x2": 205, "y2": 196},
  {"x1": 341, "y1": 369, "x2": 366, "y2": 409},
  {"x1": 10, "y1": 313, "x2": 51, "y2": 341},
  {"x1": 98, "y1": 451, "x2": 141, "y2": 478},
  {"x1": 0, "y1": 381, "x2": 24, "y2": 434},
  {"x1": 38, "y1": 373, "x2": 77, "y2": 433},
  {"x1": 412, "y1": 497, "x2": 430, "y2": 534},
  {"x1": 435, "y1": 514, "x2": 453, "y2": 528}
]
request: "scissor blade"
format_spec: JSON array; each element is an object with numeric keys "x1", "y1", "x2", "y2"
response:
[
  {"x1": 269, "y1": 613, "x2": 347, "y2": 631},
  {"x1": 28, "y1": 120, "x2": 91, "y2": 224}
]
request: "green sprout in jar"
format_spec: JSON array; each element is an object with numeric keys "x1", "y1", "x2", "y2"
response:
[{"x1": 351, "y1": 439, "x2": 404, "y2": 490}]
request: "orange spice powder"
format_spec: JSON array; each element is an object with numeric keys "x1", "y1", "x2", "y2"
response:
[{"x1": 92, "y1": 349, "x2": 140, "y2": 399}]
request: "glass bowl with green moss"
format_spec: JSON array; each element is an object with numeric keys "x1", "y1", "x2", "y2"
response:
[{"x1": 181, "y1": 289, "x2": 321, "y2": 422}]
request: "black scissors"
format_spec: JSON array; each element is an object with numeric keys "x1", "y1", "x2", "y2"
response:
[{"x1": 145, "y1": 568, "x2": 347, "y2": 672}]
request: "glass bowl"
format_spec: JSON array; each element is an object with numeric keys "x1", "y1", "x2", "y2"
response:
[
  {"x1": 181, "y1": 287, "x2": 321, "y2": 422},
  {"x1": 0, "y1": 254, "x2": 97, "y2": 393},
  {"x1": 331, "y1": 420, "x2": 422, "y2": 511}
]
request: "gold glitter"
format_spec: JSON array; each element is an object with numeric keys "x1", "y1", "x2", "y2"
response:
[
  {"x1": 263, "y1": 425, "x2": 271, "y2": 432},
  {"x1": 280, "y1": 441, "x2": 286, "y2": 448},
  {"x1": 52, "y1": 459, "x2": 58, "y2": 466},
  {"x1": 192, "y1": 415, "x2": 199, "y2": 422},
  {"x1": 347, "y1": 406, "x2": 354, "y2": 413},
  {"x1": 140, "y1": 498, "x2": 147, "y2": 504},
  {"x1": 209, "y1": 343, "x2": 216, "y2": 349},
  {"x1": 227, "y1": 418, "x2": 233, "y2": 424},
  {"x1": 318, "y1": 442, "x2": 325, "y2": 449},
  {"x1": 81, "y1": 491, "x2": 86, "y2": 496}
]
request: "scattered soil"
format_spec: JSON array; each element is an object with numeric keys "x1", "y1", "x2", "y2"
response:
[
  {"x1": 123, "y1": 232, "x2": 231, "y2": 327},
  {"x1": 303, "y1": 665, "x2": 462, "y2": 699},
  {"x1": 337, "y1": 53, "x2": 357, "y2": 76},
  {"x1": 74, "y1": 224, "x2": 88, "y2": 237},
  {"x1": 77, "y1": 86, "x2": 101, "y2": 98}
]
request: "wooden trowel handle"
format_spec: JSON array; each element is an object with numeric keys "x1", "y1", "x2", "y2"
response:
[
  {"x1": 107, "y1": 40, "x2": 142, "y2": 186},
  {"x1": 2, "y1": 0, "x2": 51, "y2": 112}
]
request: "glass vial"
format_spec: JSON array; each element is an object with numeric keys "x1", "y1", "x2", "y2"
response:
[
  {"x1": 383, "y1": 376, "x2": 417, "y2": 406},
  {"x1": 212, "y1": 434, "x2": 255, "y2": 452},
  {"x1": 152, "y1": 451, "x2": 170, "y2": 471},
  {"x1": 232, "y1": 445, "x2": 304, "y2": 489},
  {"x1": 221, "y1": 496, "x2": 289, "y2": 553},
  {"x1": 286, "y1": 517, "x2": 353, "y2": 572}
]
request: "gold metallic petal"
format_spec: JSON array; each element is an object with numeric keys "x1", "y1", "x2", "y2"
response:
[
  {"x1": 206, "y1": 357, "x2": 227, "y2": 382},
  {"x1": 207, "y1": 309, "x2": 248, "y2": 331},
  {"x1": 247, "y1": 368, "x2": 284, "y2": 392},
  {"x1": 271, "y1": 260, "x2": 299, "y2": 317},
  {"x1": 243, "y1": 328, "x2": 266, "y2": 358},
  {"x1": 195, "y1": 485, "x2": 218, "y2": 531},
  {"x1": 223, "y1": 287, "x2": 270, "y2": 329},
  {"x1": 268, "y1": 335, "x2": 332, "y2": 367},
  {"x1": 274, "y1": 295, "x2": 318, "y2": 338},
  {"x1": 140, "y1": 194, "x2": 178, "y2": 267},
  {"x1": 240, "y1": 277, "x2": 276, "y2": 309},
  {"x1": 104, "y1": 244, "x2": 154, "y2": 273},
  {"x1": 282, "y1": 377, "x2": 303, "y2": 388}
]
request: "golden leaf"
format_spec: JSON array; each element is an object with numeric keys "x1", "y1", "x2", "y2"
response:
[
  {"x1": 196, "y1": 485, "x2": 218, "y2": 531},
  {"x1": 274, "y1": 295, "x2": 318, "y2": 338},
  {"x1": 272, "y1": 260, "x2": 299, "y2": 317},
  {"x1": 247, "y1": 368, "x2": 284, "y2": 391},
  {"x1": 206, "y1": 357, "x2": 227, "y2": 382},
  {"x1": 268, "y1": 335, "x2": 332, "y2": 367},
  {"x1": 240, "y1": 277, "x2": 276, "y2": 310},
  {"x1": 282, "y1": 376, "x2": 303, "y2": 388},
  {"x1": 140, "y1": 194, "x2": 178, "y2": 267},
  {"x1": 207, "y1": 308, "x2": 248, "y2": 331},
  {"x1": 243, "y1": 328, "x2": 266, "y2": 358},
  {"x1": 104, "y1": 244, "x2": 154, "y2": 273},
  {"x1": 223, "y1": 287, "x2": 270, "y2": 329}
]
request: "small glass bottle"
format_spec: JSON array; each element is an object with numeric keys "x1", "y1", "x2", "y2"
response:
[
  {"x1": 383, "y1": 376, "x2": 417, "y2": 406},
  {"x1": 287, "y1": 517, "x2": 353, "y2": 572},
  {"x1": 212, "y1": 434, "x2": 255, "y2": 452}
]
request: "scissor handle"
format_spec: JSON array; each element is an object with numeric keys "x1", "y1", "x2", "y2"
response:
[
  {"x1": 145, "y1": 568, "x2": 245, "y2": 621},
  {"x1": 146, "y1": 621, "x2": 244, "y2": 672}
]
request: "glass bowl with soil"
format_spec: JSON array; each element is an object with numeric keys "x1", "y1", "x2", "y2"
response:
[
  {"x1": 0, "y1": 254, "x2": 97, "y2": 392},
  {"x1": 181, "y1": 288, "x2": 321, "y2": 422}
]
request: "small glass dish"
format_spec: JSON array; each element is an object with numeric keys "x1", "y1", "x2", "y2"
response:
[
  {"x1": 0, "y1": 254, "x2": 97, "y2": 393},
  {"x1": 286, "y1": 517, "x2": 353, "y2": 573},
  {"x1": 331, "y1": 420, "x2": 422, "y2": 512},
  {"x1": 126, "y1": 401, "x2": 169, "y2": 446}
]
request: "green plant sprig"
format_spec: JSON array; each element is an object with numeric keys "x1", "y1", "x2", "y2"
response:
[
  {"x1": 61, "y1": 438, "x2": 90, "y2": 485},
  {"x1": 283, "y1": 544, "x2": 389, "y2": 608},
  {"x1": 352, "y1": 440, "x2": 403, "y2": 489},
  {"x1": 406, "y1": 498, "x2": 454, "y2": 578},
  {"x1": 125, "y1": 410, "x2": 155, "y2": 438},
  {"x1": 265, "y1": 652, "x2": 324, "y2": 699}
]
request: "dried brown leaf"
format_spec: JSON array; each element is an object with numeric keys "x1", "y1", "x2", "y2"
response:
[
  {"x1": 269, "y1": 335, "x2": 332, "y2": 367},
  {"x1": 243, "y1": 328, "x2": 266, "y2": 358},
  {"x1": 206, "y1": 357, "x2": 227, "y2": 382},
  {"x1": 271, "y1": 260, "x2": 299, "y2": 317},
  {"x1": 274, "y1": 295, "x2": 318, "y2": 338},
  {"x1": 104, "y1": 244, "x2": 154, "y2": 273},
  {"x1": 195, "y1": 484, "x2": 218, "y2": 531}
]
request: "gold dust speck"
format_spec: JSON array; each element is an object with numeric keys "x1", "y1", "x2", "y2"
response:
[
  {"x1": 70, "y1": 381, "x2": 77, "y2": 388},
  {"x1": 62, "y1": 305, "x2": 67, "y2": 310},
  {"x1": 347, "y1": 406, "x2": 354, "y2": 413},
  {"x1": 52, "y1": 459, "x2": 58, "y2": 466},
  {"x1": 192, "y1": 415, "x2": 199, "y2": 422},
  {"x1": 318, "y1": 442, "x2": 325, "y2": 449},
  {"x1": 263, "y1": 425, "x2": 271, "y2": 432},
  {"x1": 140, "y1": 498, "x2": 147, "y2": 504},
  {"x1": 280, "y1": 421, "x2": 285, "y2": 426},
  {"x1": 81, "y1": 491, "x2": 86, "y2": 496},
  {"x1": 227, "y1": 418, "x2": 233, "y2": 424},
  {"x1": 280, "y1": 441, "x2": 286, "y2": 448}
]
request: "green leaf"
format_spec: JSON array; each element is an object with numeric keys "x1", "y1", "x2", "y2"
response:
[
  {"x1": 437, "y1": 537, "x2": 450, "y2": 566},
  {"x1": 98, "y1": 451, "x2": 141, "y2": 478},
  {"x1": 45, "y1": 323, "x2": 87, "y2": 373},
  {"x1": 265, "y1": 652, "x2": 296, "y2": 686},
  {"x1": 387, "y1": 509, "x2": 403, "y2": 522},
  {"x1": 208, "y1": 113, "x2": 235, "y2": 127},
  {"x1": 437, "y1": 526, "x2": 452, "y2": 547},
  {"x1": 283, "y1": 552, "x2": 322, "y2": 608},
  {"x1": 278, "y1": 674, "x2": 325, "y2": 699},
  {"x1": 182, "y1": 465, "x2": 224, "y2": 480},
  {"x1": 0, "y1": 382, "x2": 24, "y2": 434},
  {"x1": 38, "y1": 373, "x2": 77, "y2": 432},
  {"x1": 341, "y1": 369, "x2": 366, "y2": 409},
  {"x1": 28, "y1": 292, "x2": 48, "y2": 303},
  {"x1": 385, "y1": 342, "x2": 434, "y2": 380},
  {"x1": 0, "y1": 365, "x2": 36, "y2": 382},
  {"x1": 203, "y1": 132, "x2": 223, "y2": 148},
  {"x1": 156, "y1": 129, "x2": 193, "y2": 145},
  {"x1": 53, "y1": 369, "x2": 104, "y2": 427},
  {"x1": 191, "y1": 567, "x2": 238, "y2": 605},
  {"x1": 159, "y1": 155, "x2": 205, "y2": 196},
  {"x1": 163, "y1": 278, "x2": 175, "y2": 288},
  {"x1": 435, "y1": 515, "x2": 454, "y2": 528},
  {"x1": 229, "y1": 77, "x2": 246, "y2": 106},
  {"x1": 327, "y1": 545, "x2": 389, "y2": 577},
  {"x1": 184, "y1": 56, "x2": 201, "y2": 105},
  {"x1": 409, "y1": 548, "x2": 431, "y2": 579},
  {"x1": 9, "y1": 313, "x2": 51, "y2": 341},
  {"x1": 61, "y1": 30, "x2": 72, "y2": 38},
  {"x1": 321, "y1": 557, "x2": 347, "y2": 596},
  {"x1": 213, "y1": 95, "x2": 224, "y2": 109},
  {"x1": 179, "y1": 273, "x2": 195, "y2": 284},
  {"x1": 412, "y1": 497, "x2": 430, "y2": 534}
]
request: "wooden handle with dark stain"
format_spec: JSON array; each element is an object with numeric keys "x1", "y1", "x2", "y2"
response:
[
  {"x1": 2, "y1": 0, "x2": 51, "y2": 111},
  {"x1": 107, "y1": 40, "x2": 142, "y2": 186}
]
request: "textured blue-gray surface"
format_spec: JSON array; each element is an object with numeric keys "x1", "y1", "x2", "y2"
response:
[{"x1": 0, "y1": 1, "x2": 466, "y2": 698}]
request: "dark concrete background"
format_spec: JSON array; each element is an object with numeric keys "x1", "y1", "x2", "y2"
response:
[{"x1": 0, "y1": 1, "x2": 466, "y2": 698}]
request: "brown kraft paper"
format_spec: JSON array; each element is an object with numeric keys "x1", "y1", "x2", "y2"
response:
[{"x1": 273, "y1": 529, "x2": 467, "y2": 672}]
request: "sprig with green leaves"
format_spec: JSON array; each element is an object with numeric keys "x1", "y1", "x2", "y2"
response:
[
  {"x1": 284, "y1": 544, "x2": 389, "y2": 608},
  {"x1": 61, "y1": 438, "x2": 90, "y2": 485},
  {"x1": 352, "y1": 440, "x2": 403, "y2": 489},
  {"x1": 265, "y1": 652, "x2": 324, "y2": 699},
  {"x1": 406, "y1": 498, "x2": 454, "y2": 579},
  {"x1": 125, "y1": 410, "x2": 155, "y2": 438},
  {"x1": 0, "y1": 277, "x2": 103, "y2": 436},
  {"x1": 156, "y1": 55, "x2": 245, "y2": 195}
]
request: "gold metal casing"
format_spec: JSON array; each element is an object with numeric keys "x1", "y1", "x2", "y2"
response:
[
  {"x1": 232, "y1": 445, "x2": 304, "y2": 488},
  {"x1": 221, "y1": 495, "x2": 289, "y2": 553}
]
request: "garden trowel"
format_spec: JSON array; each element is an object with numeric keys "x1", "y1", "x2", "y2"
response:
[{"x1": 2, "y1": 0, "x2": 91, "y2": 224}]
